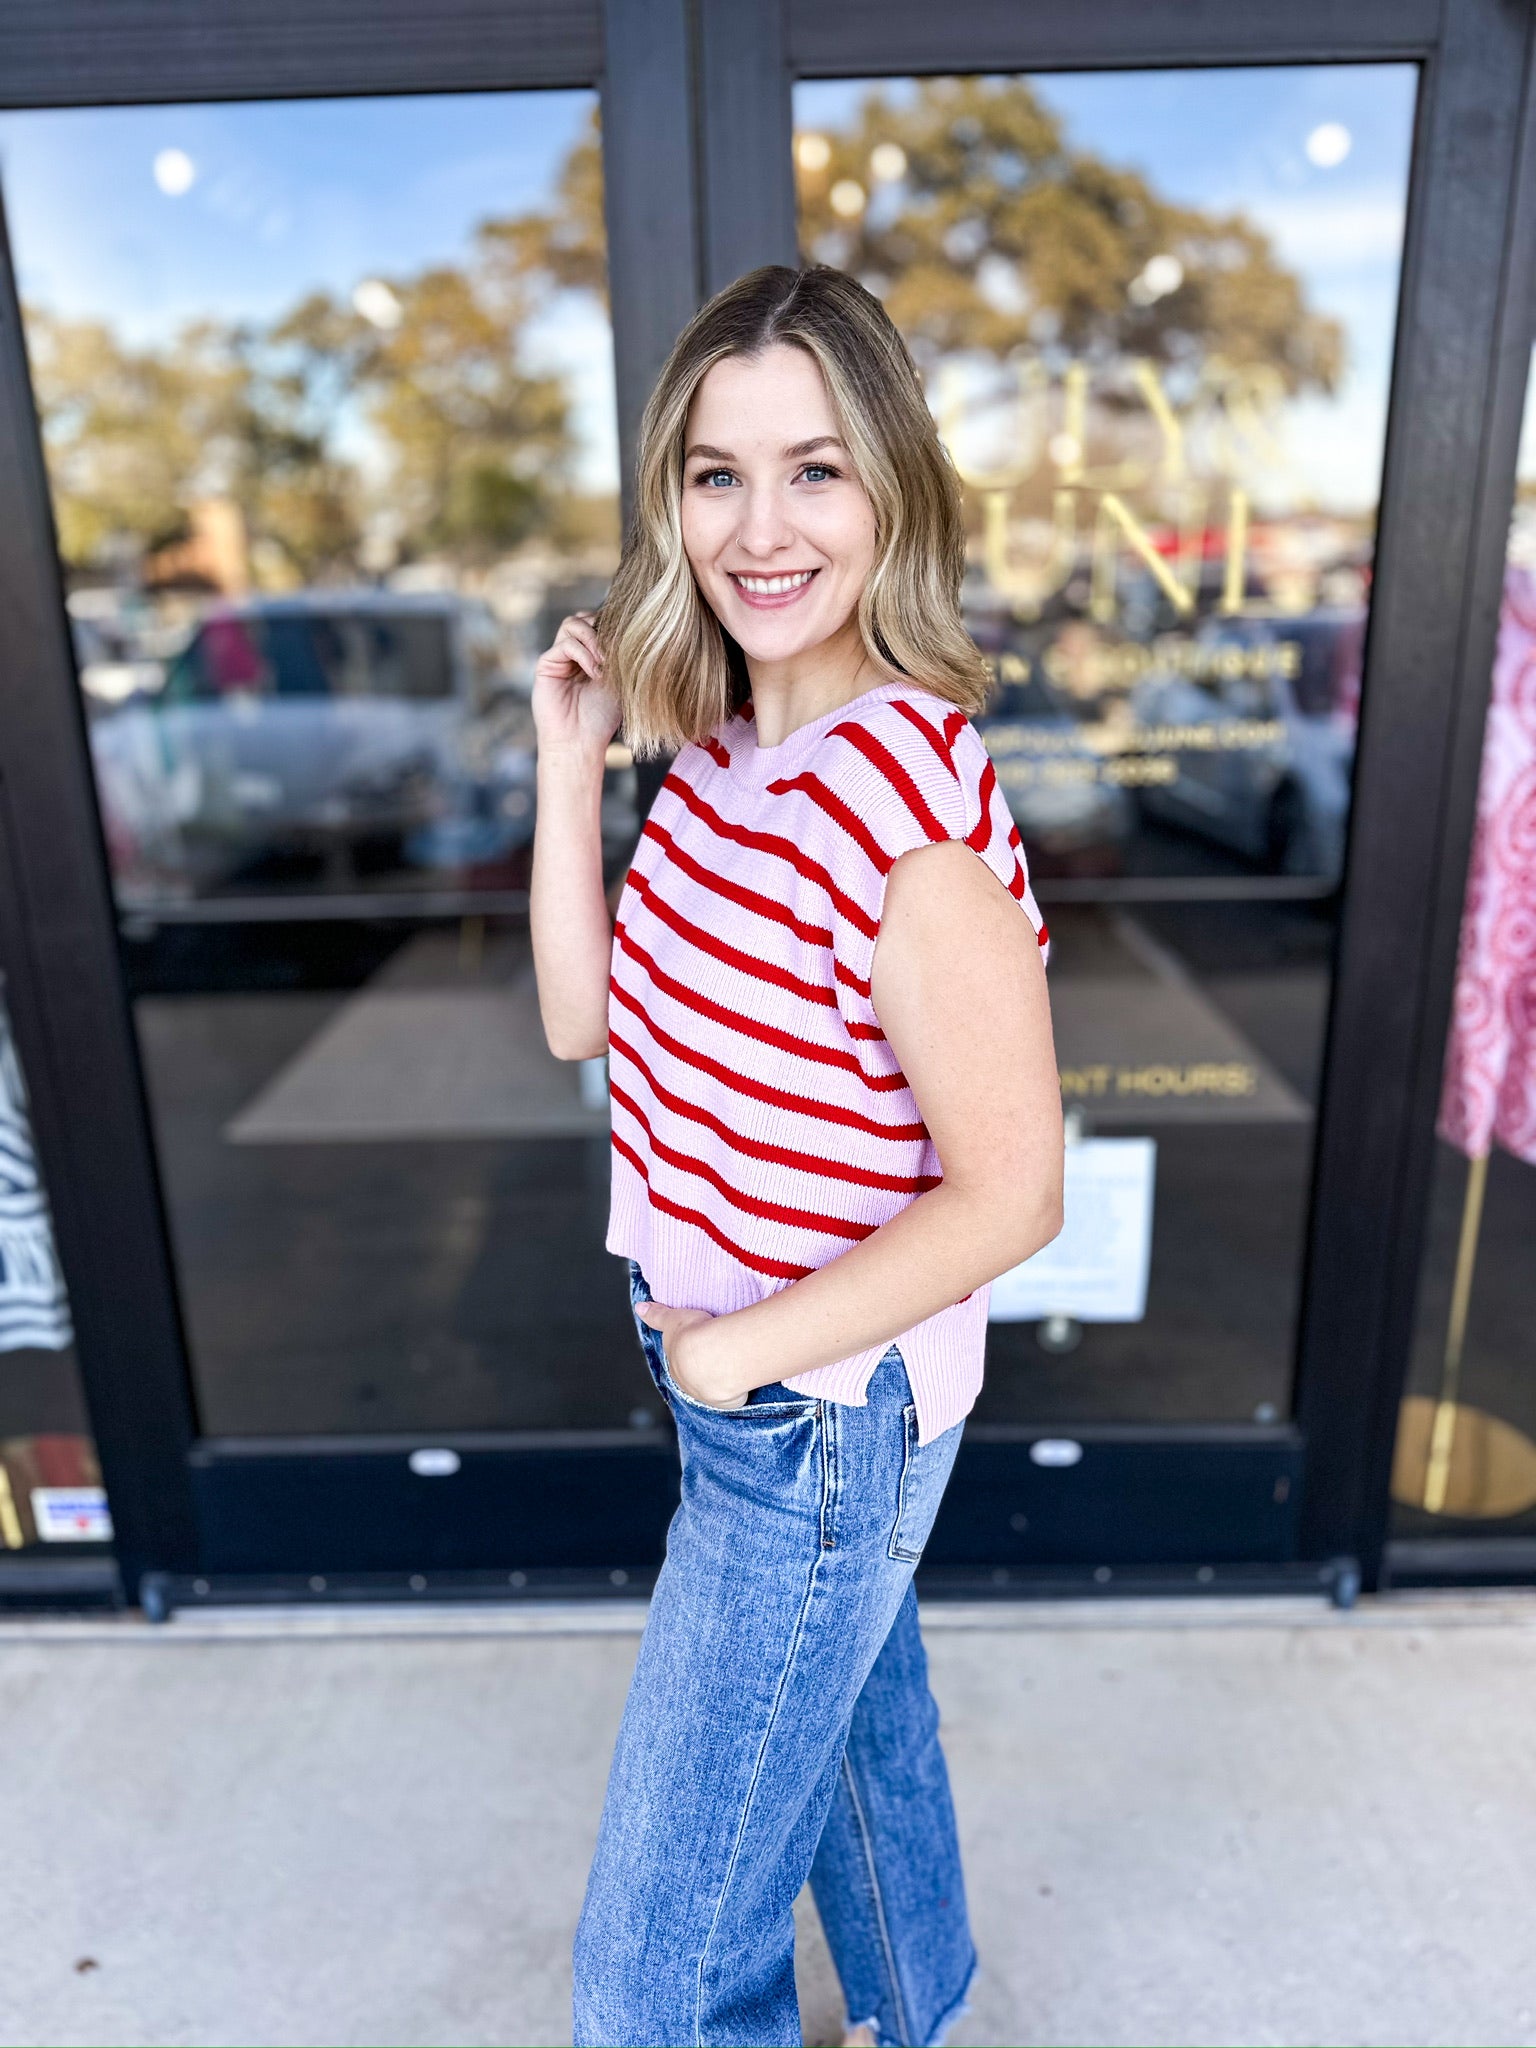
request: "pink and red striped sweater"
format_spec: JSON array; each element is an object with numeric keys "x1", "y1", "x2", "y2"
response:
[{"x1": 605, "y1": 678, "x2": 1050, "y2": 1442}]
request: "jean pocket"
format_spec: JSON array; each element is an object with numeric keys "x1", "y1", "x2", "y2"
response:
[
  {"x1": 626, "y1": 1264, "x2": 668, "y2": 1393},
  {"x1": 660, "y1": 1352, "x2": 817, "y2": 1423},
  {"x1": 627, "y1": 1269, "x2": 817, "y2": 1422},
  {"x1": 889, "y1": 1403, "x2": 958, "y2": 1562}
]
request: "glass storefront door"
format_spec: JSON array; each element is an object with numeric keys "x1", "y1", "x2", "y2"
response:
[
  {"x1": 793, "y1": 64, "x2": 1416, "y2": 1444},
  {"x1": 0, "y1": 89, "x2": 645, "y2": 1438},
  {"x1": 0, "y1": 0, "x2": 1528, "y2": 1598},
  {"x1": 0, "y1": 80, "x2": 703, "y2": 1583}
]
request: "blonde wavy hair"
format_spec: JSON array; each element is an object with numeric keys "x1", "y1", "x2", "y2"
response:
[{"x1": 598, "y1": 263, "x2": 991, "y2": 758}]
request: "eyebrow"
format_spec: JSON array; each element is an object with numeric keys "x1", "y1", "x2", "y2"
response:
[{"x1": 683, "y1": 435, "x2": 846, "y2": 462}]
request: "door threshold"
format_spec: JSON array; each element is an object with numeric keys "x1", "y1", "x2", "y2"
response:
[{"x1": 4, "y1": 1583, "x2": 1535, "y2": 1644}]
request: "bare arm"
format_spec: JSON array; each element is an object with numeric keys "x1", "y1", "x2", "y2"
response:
[
  {"x1": 530, "y1": 611, "x2": 622, "y2": 1061},
  {"x1": 644, "y1": 839, "x2": 1064, "y2": 1403}
]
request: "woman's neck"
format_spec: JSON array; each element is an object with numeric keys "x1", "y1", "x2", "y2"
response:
[{"x1": 744, "y1": 619, "x2": 886, "y2": 748}]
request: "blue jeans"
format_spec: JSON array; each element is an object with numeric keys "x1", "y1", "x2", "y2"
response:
[{"x1": 573, "y1": 1262, "x2": 976, "y2": 2047}]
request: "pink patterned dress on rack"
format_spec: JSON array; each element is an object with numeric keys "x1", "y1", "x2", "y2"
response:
[{"x1": 1438, "y1": 562, "x2": 1536, "y2": 1165}]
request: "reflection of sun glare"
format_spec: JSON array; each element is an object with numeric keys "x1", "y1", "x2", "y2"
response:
[
  {"x1": 152, "y1": 148, "x2": 197, "y2": 196},
  {"x1": 352, "y1": 278, "x2": 403, "y2": 330},
  {"x1": 829, "y1": 179, "x2": 867, "y2": 219},
  {"x1": 794, "y1": 132, "x2": 831, "y2": 173},
  {"x1": 1305, "y1": 122, "x2": 1352, "y2": 168},
  {"x1": 1128, "y1": 253, "x2": 1184, "y2": 306}
]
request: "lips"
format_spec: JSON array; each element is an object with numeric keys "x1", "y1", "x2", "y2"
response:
[{"x1": 727, "y1": 568, "x2": 820, "y2": 610}]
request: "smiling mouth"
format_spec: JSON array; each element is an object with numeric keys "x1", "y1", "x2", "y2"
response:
[{"x1": 728, "y1": 568, "x2": 820, "y2": 607}]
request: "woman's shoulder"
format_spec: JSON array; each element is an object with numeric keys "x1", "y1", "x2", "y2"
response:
[{"x1": 816, "y1": 681, "x2": 988, "y2": 809}]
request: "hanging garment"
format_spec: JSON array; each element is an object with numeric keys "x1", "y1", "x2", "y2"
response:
[
  {"x1": 1438, "y1": 563, "x2": 1536, "y2": 1165},
  {"x1": 0, "y1": 983, "x2": 74, "y2": 1352}
]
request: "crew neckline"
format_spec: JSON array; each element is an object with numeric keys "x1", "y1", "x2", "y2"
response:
[{"x1": 729, "y1": 680, "x2": 908, "y2": 786}]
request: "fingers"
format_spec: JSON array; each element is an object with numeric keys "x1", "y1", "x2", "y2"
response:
[
  {"x1": 559, "y1": 612, "x2": 604, "y2": 678},
  {"x1": 535, "y1": 611, "x2": 605, "y2": 685}
]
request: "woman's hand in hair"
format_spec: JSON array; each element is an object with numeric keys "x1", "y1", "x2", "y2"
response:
[
  {"x1": 533, "y1": 610, "x2": 621, "y2": 760},
  {"x1": 635, "y1": 1300, "x2": 749, "y2": 1410},
  {"x1": 530, "y1": 610, "x2": 622, "y2": 1061}
]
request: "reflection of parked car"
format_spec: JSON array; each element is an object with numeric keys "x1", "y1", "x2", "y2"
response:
[
  {"x1": 89, "y1": 591, "x2": 534, "y2": 896},
  {"x1": 1131, "y1": 609, "x2": 1364, "y2": 884},
  {"x1": 978, "y1": 672, "x2": 1134, "y2": 878},
  {"x1": 70, "y1": 614, "x2": 164, "y2": 712}
]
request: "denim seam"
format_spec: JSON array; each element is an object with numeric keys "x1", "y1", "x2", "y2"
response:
[
  {"x1": 839, "y1": 1750, "x2": 915, "y2": 2047},
  {"x1": 888, "y1": 1404, "x2": 923, "y2": 1562},
  {"x1": 693, "y1": 1409, "x2": 832, "y2": 2044},
  {"x1": 819, "y1": 1397, "x2": 838, "y2": 1550}
]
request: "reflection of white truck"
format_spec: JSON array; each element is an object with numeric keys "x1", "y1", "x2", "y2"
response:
[
  {"x1": 89, "y1": 591, "x2": 535, "y2": 896},
  {"x1": 979, "y1": 672, "x2": 1135, "y2": 877},
  {"x1": 1131, "y1": 610, "x2": 1364, "y2": 884}
]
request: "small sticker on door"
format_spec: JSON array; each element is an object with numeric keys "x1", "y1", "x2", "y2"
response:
[{"x1": 30, "y1": 1487, "x2": 113, "y2": 1541}]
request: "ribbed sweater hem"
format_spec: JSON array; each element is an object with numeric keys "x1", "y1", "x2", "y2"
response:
[{"x1": 606, "y1": 1153, "x2": 984, "y2": 1445}]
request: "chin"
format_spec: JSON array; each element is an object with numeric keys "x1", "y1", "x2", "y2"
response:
[
  {"x1": 731, "y1": 623, "x2": 822, "y2": 662},
  {"x1": 723, "y1": 606, "x2": 840, "y2": 665}
]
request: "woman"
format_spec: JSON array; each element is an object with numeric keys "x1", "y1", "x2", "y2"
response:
[{"x1": 531, "y1": 264, "x2": 1063, "y2": 2048}]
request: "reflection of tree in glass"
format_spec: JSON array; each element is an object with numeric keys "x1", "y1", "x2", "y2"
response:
[
  {"x1": 272, "y1": 264, "x2": 569, "y2": 564},
  {"x1": 24, "y1": 108, "x2": 611, "y2": 585},
  {"x1": 796, "y1": 77, "x2": 1342, "y2": 395}
]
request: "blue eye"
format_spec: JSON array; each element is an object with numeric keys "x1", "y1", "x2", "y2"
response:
[
  {"x1": 696, "y1": 468, "x2": 736, "y2": 488},
  {"x1": 800, "y1": 463, "x2": 838, "y2": 484}
]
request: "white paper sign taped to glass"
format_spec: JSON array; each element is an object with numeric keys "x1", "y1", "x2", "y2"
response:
[
  {"x1": 989, "y1": 1137, "x2": 1156, "y2": 1323},
  {"x1": 30, "y1": 1487, "x2": 113, "y2": 1542}
]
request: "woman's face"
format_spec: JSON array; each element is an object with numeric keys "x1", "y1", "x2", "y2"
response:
[{"x1": 680, "y1": 343, "x2": 878, "y2": 669}]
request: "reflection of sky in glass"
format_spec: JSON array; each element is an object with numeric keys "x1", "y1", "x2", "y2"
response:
[
  {"x1": 1509, "y1": 348, "x2": 1536, "y2": 571},
  {"x1": 0, "y1": 92, "x2": 619, "y2": 494},
  {"x1": 796, "y1": 65, "x2": 1418, "y2": 514}
]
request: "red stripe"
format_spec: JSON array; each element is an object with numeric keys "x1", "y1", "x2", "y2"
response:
[
  {"x1": 966, "y1": 756, "x2": 1000, "y2": 853},
  {"x1": 831, "y1": 722, "x2": 950, "y2": 842},
  {"x1": 640, "y1": 820, "x2": 835, "y2": 948},
  {"x1": 609, "y1": 1026, "x2": 934, "y2": 1194},
  {"x1": 702, "y1": 736, "x2": 730, "y2": 767},
  {"x1": 610, "y1": 1082, "x2": 879, "y2": 1241},
  {"x1": 891, "y1": 697, "x2": 960, "y2": 779},
  {"x1": 942, "y1": 710, "x2": 967, "y2": 751},
  {"x1": 614, "y1": 922, "x2": 909, "y2": 1091},
  {"x1": 661, "y1": 773, "x2": 878, "y2": 940},
  {"x1": 610, "y1": 1131, "x2": 814, "y2": 1281},
  {"x1": 625, "y1": 865, "x2": 837, "y2": 1010},
  {"x1": 1037, "y1": 918, "x2": 1050, "y2": 948},
  {"x1": 610, "y1": 979, "x2": 927, "y2": 1141},
  {"x1": 765, "y1": 771, "x2": 893, "y2": 873},
  {"x1": 626, "y1": 843, "x2": 876, "y2": 1003}
]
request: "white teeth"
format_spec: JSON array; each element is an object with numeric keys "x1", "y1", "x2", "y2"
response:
[{"x1": 734, "y1": 571, "x2": 816, "y2": 595}]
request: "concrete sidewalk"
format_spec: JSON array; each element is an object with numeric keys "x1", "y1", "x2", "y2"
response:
[{"x1": 2, "y1": 1592, "x2": 1534, "y2": 2048}]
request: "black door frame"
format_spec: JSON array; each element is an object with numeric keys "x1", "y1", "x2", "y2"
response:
[{"x1": 0, "y1": 0, "x2": 1530, "y2": 1607}]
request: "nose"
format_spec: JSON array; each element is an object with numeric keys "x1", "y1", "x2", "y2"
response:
[{"x1": 733, "y1": 483, "x2": 796, "y2": 560}]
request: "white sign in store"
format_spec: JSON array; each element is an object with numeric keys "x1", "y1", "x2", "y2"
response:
[
  {"x1": 989, "y1": 1137, "x2": 1156, "y2": 1323},
  {"x1": 30, "y1": 1487, "x2": 113, "y2": 1542}
]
